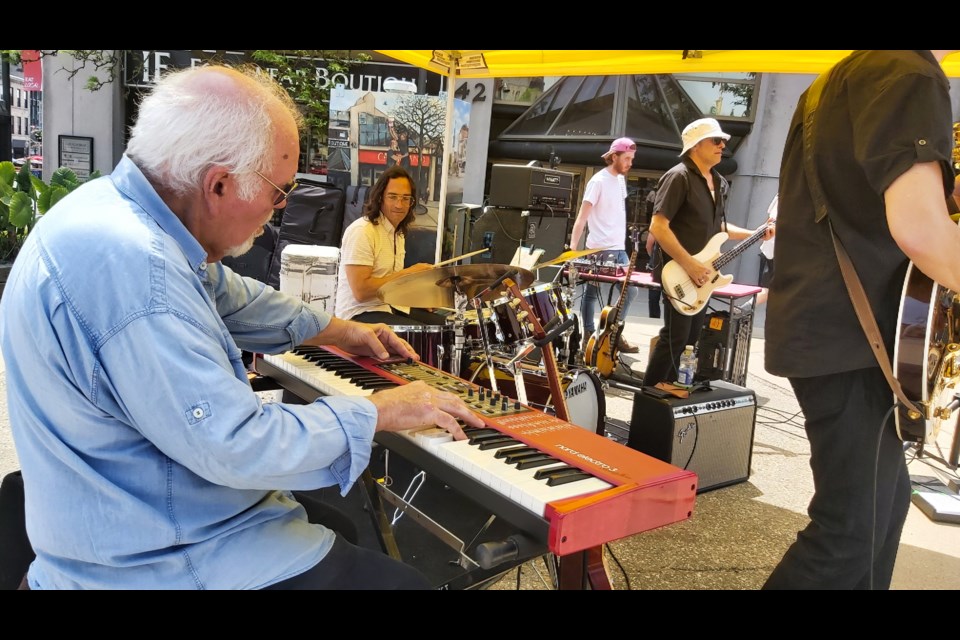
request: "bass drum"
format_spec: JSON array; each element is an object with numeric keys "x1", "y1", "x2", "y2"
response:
[
  {"x1": 548, "y1": 369, "x2": 605, "y2": 436},
  {"x1": 469, "y1": 365, "x2": 605, "y2": 435}
]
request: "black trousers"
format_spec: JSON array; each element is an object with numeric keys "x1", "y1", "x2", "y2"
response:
[
  {"x1": 643, "y1": 301, "x2": 707, "y2": 386},
  {"x1": 265, "y1": 534, "x2": 432, "y2": 590},
  {"x1": 763, "y1": 367, "x2": 911, "y2": 590}
]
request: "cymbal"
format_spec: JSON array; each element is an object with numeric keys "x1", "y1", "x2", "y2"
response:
[
  {"x1": 534, "y1": 247, "x2": 605, "y2": 269},
  {"x1": 378, "y1": 264, "x2": 534, "y2": 309}
]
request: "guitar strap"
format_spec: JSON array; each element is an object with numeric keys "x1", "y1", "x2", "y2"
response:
[{"x1": 802, "y1": 69, "x2": 923, "y2": 421}]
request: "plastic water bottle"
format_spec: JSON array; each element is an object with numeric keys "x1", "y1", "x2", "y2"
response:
[{"x1": 676, "y1": 345, "x2": 697, "y2": 388}]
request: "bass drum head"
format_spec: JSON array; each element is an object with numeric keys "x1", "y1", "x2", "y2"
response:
[{"x1": 559, "y1": 369, "x2": 606, "y2": 435}]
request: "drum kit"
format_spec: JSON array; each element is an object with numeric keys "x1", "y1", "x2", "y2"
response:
[{"x1": 377, "y1": 248, "x2": 610, "y2": 434}]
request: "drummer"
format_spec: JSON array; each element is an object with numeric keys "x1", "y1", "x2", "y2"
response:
[{"x1": 335, "y1": 166, "x2": 447, "y2": 325}]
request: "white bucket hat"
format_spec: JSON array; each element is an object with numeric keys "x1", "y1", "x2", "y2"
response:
[{"x1": 680, "y1": 118, "x2": 730, "y2": 156}]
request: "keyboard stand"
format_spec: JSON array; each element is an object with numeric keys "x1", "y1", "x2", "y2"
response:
[
  {"x1": 361, "y1": 439, "x2": 612, "y2": 590},
  {"x1": 360, "y1": 444, "x2": 553, "y2": 589}
]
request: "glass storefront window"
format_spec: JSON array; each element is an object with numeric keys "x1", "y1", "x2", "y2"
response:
[
  {"x1": 493, "y1": 77, "x2": 556, "y2": 105},
  {"x1": 550, "y1": 75, "x2": 617, "y2": 137},
  {"x1": 359, "y1": 114, "x2": 390, "y2": 147},
  {"x1": 675, "y1": 73, "x2": 757, "y2": 119}
]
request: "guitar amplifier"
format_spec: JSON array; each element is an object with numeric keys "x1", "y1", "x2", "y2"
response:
[
  {"x1": 488, "y1": 164, "x2": 575, "y2": 213},
  {"x1": 628, "y1": 380, "x2": 756, "y2": 493}
]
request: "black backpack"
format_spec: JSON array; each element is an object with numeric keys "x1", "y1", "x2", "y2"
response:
[
  {"x1": 267, "y1": 178, "x2": 346, "y2": 289},
  {"x1": 341, "y1": 185, "x2": 369, "y2": 241}
]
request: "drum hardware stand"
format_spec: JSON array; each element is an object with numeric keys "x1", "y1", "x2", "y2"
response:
[
  {"x1": 502, "y1": 340, "x2": 537, "y2": 406},
  {"x1": 468, "y1": 294, "x2": 501, "y2": 393},
  {"x1": 448, "y1": 287, "x2": 469, "y2": 379},
  {"x1": 563, "y1": 263, "x2": 582, "y2": 367}
]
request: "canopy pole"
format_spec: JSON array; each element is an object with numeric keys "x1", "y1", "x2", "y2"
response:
[{"x1": 434, "y1": 67, "x2": 457, "y2": 264}]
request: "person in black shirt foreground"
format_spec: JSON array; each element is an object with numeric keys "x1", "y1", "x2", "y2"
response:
[{"x1": 765, "y1": 50, "x2": 960, "y2": 589}]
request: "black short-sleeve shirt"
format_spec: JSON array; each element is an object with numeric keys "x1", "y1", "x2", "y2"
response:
[
  {"x1": 765, "y1": 50, "x2": 955, "y2": 378},
  {"x1": 652, "y1": 156, "x2": 727, "y2": 282}
]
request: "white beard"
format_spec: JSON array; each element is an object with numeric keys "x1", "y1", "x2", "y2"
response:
[{"x1": 223, "y1": 233, "x2": 257, "y2": 259}]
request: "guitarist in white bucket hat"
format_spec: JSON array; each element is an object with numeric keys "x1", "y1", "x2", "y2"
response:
[{"x1": 644, "y1": 117, "x2": 773, "y2": 386}]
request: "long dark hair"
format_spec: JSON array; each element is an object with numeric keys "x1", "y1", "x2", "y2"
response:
[{"x1": 364, "y1": 165, "x2": 418, "y2": 235}]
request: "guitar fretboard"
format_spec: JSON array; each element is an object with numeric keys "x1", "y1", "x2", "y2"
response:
[{"x1": 713, "y1": 224, "x2": 771, "y2": 271}]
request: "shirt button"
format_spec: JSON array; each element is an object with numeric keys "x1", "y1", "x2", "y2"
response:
[
  {"x1": 192, "y1": 407, "x2": 205, "y2": 419},
  {"x1": 918, "y1": 139, "x2": 927, "y2": 146},
  {"x1": 199, "y1": 262, "x2": 208, "y2": 270}
]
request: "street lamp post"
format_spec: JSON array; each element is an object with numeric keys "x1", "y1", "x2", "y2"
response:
[{"x1": 1, "y1": 59, "x2": 12, "y2": 162}]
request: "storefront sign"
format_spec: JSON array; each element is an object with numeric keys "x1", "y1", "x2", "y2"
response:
[
  {"x1": 58, "y1": 135, "x2": 94, "y2": 180},
  {"x1": 21, "y1": 50, "x2": 42, "y2": 91},
  {"x1": 123, "y1": 51, "x2": 440, "y2": 94}
]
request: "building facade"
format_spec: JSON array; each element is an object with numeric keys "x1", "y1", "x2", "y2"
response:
[{"x1": 39, "y1": 51, "x2": 960, "y2": 288}]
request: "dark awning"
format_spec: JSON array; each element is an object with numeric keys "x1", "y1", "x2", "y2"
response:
[{"x1": 488, "y1": 140, "x2": 739, "y2": 176}]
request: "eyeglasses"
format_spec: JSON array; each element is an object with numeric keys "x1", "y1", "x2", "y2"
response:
[
  {"x1": 709, "y1": 137, "x2": 726, "y2": 146},
  {"x1": 254, "y1": 170, "x2": 298, "y2": 207},
  {"x1": 385, "y1": 193, "x2": 414, "y2": 205}
]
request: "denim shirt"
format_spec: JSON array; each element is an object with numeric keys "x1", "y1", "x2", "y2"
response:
[{"x1": 0, "y1": 156, "x2": 379, "y2": 589}]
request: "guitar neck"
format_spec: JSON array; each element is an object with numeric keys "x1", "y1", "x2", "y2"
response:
[
  {"x1": 713, "y1": 224, "x2": 769, "y2": 271},
  {"x1": 613, "y1": 231, "x2": 641, "y2": 314}
]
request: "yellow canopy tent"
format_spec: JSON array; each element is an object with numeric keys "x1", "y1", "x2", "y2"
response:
[
  {"x1": 375, "y1": 50, "x2": 960, "y2": 261},
  {"x1": 377, "y1": 49, "x2": 960, "y2": 78}
]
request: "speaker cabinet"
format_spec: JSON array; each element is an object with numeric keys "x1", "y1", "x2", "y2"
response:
[
  {"x1": 488, "y1": 164, "x2": 575, "y2": 212},
  {"x1": 468, "y1": 207, "x2": 569, "y2": 266},
  {"x1": 628, "y1": 380, "x2": 756, "y2": 493}
]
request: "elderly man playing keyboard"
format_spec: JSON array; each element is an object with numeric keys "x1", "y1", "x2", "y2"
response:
[{"x1": 0, "y1": 64, "x2": 482, "y2": 591}]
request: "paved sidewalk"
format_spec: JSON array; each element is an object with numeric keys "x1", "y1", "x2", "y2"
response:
[{"x1": 534, "y1": 313, "x2": 960, "y2": 590}]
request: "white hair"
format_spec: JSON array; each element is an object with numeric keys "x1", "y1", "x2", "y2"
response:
[{"x1": 126, "y1": 65, "x2": 301, "y2": 201}]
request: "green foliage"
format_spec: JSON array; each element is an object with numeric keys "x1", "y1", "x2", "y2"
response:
[
  {"x1": 0, "y1": 162, "x2": 102, "y2": 262},
  {"x1": 250, "y1": 50, "x2": 370, "y2": 165},
  {"x1": 37, "y1": 49, "x2": 373, "y2": 172}
]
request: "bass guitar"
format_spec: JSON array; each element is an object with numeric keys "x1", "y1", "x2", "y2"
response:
[
  {"x1": 661, "y1": 222, "x2": 773, "y2": 316},
  {"x1": 585, "y1": 227, "x2": 640, "y2": 378},
  {"x1": 893, "y1": 262, "x2": 960, "y2": 443}
]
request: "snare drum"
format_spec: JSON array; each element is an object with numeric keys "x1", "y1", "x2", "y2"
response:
[
  {"x1": 388, "y1": 325, "x2": 455, "y2": 372},
  {"x1": 523, "y1": 282, "x2": 570, "y2": 325},
  {"x1": 489, "y1": 282, "x2": 570, "y2": 347},
  {"x1": 459, "y1": 308, "x2": 497, "y2": 344}
]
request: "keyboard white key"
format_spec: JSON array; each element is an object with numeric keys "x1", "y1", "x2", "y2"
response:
[
  {"x1": 263, "y1": 352, "x2": 372, "y2": 397},
  {"x1": 405, "y1": 429, "x2": 612, "y2": 517}
]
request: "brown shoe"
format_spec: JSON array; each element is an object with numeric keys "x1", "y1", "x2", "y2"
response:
[{"x1": 618, "y1": 335, "x2": 639, "y2": 354}]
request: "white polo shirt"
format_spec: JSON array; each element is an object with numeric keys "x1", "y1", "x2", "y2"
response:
[{"x1": 336, "y1": 216, "x2": 406, "y2": 320}]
